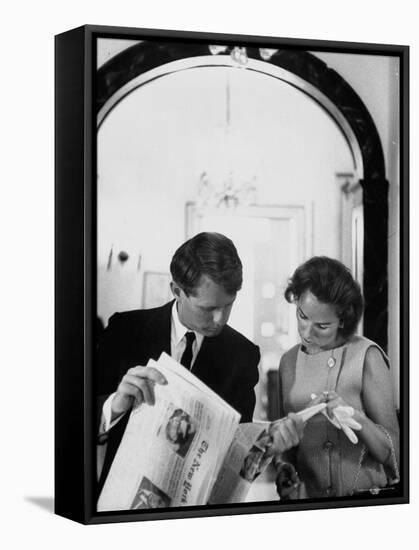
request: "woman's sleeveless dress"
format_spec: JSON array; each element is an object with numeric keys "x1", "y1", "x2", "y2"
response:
[{"x1": 279, "y1": 335, "x2": 388, "y2": 498}]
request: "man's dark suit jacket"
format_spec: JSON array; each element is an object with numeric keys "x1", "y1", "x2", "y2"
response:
[{"x1": 96, "y1": 301, "x2": 260, "y2": 489}]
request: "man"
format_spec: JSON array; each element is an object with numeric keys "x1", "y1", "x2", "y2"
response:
[
  {"x1": 96, "y1": 232, "x2": 303, "y2": 491},
  {"x1": 165, "y1": 409, "x2": 197, "y2": 454}
]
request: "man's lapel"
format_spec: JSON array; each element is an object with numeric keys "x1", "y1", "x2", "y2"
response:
[{"x1": 193, "y1": 331, "x2": 230, "y2": 388}]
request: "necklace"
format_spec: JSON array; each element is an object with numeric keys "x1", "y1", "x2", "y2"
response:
[{"x1": 327, "y1": 353, "x2": 336, "y2": 368}]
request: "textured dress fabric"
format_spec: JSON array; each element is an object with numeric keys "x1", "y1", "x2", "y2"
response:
[{"x1": 279, "y1": 335, "x2": 389, "y2": 498}]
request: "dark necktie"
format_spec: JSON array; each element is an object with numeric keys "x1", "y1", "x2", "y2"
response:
[{"x1": 180, "y1": 332, "x2": 195, "y2": 370}]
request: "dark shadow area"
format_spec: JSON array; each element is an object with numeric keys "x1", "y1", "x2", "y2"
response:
[{"x1": 25, "y1": 496, "x2": 54, "y2": 513}]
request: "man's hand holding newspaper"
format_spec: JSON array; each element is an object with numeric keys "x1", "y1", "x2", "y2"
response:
[
  {"x1": 97, "y1": 353, "x2": 317, "y2": 511},
  {"x1": 110, "y1": 365, "x2": 168, "y2": 421}
]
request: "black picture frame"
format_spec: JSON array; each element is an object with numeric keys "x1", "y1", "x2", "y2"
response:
[{"x1": 55, "y1": 24, "x2": 409, "y2": 525}]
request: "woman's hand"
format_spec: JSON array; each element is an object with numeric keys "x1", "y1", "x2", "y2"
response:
[
  {"x1": 323, "y1": 391, "x2": 363, "y2": 443},
  {"x1": 324, "y1": 391, "x2": 362, "y2": 422},
  {"x1": 275, "y1": 462, "x2": 300, "y2": 500},
  {"x1": 307, "y1": 392, "x2": 328, "y2": 407},
  {"x1": 269, "y1": 413, "x2": 305, "y2": 455},
  {"x1": 324, "y1": 390, "x2": 350, "y2": 410}
]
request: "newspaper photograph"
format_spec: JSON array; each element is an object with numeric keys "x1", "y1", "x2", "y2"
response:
[{"x1": 209, "y1": 422, "x2": 273, "y2": 504}]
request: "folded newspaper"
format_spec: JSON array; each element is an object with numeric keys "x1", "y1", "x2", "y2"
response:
[{"x1": 97, "y1": 352, "x2": 325, "y2": 511}]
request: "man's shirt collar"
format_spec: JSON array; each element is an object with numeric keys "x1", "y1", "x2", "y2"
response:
[{"x1": 171, "y1": 301, "x2": 204, "y2": 349}]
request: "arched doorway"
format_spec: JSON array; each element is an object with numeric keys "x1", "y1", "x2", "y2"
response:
[{"x1": 96, "y1": 41, "x2": 389, "y2": 351}]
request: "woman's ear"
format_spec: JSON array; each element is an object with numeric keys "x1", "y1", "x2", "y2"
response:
[{"x1": 338, "y1": 319, "x2": 344, "y2": 329}]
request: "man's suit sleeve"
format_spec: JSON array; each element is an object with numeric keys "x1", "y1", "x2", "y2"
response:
[
  {"x1": 233, "y1": 343, "x2": 260, "y2": 423},
  {"x1": 97, "y1": 313, "x2": 123, "y2": 389},
  {"x1": 95, "y1": 313, "x2": 126, "y2": 429},
  {"x1": 95, "y1": 313, "x2": 135, "y2": 493}
]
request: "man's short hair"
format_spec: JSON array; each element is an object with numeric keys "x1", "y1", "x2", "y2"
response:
[{"x1": 170, "y1": 232, "x2": 242, "y2": 296}]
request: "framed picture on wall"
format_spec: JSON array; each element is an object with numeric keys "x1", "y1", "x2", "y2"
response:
[{"x1": 55, "y1": 24, "x2": 409, "y2": 524}]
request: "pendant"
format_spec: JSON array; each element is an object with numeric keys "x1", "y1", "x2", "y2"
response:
[{"x1": 327, "y1": 356, "x2": 336, "y2": 368}]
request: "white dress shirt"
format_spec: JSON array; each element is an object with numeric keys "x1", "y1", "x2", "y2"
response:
[{"x1": 170, "y1": 301, "x2": 204, "y2": 367}]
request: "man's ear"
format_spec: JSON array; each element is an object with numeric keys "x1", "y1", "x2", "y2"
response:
[{"x1": 170, "y1": 281, "x2": 181, "y2": 300}]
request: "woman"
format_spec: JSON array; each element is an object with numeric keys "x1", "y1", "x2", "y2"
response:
[{"x1": 275, "y1": 256, "x2": 399, "y2": 499}]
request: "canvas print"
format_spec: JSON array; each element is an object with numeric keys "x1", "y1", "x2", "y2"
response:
[{"x1": 89, "y1": 29, "x2": 407, "y2": 520}]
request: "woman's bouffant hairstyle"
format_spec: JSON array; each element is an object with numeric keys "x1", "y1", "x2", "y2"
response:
[
  {"x1": 285, "y1": 256, "x2": 364, "y2": 338},
  {"x1": 170, "y1": 232, "x2": 242, "y2": 296}
]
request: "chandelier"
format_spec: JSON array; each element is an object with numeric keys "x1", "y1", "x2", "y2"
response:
[
  {"x1": 195, "y1": 48, "x2": 277, "y2": 209},
  {"x1": 196, "y1": 170, "x2": 257, "y2": 209}
]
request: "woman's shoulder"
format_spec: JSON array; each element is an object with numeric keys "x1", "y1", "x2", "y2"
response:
[
  {"x1": 346, "y1": 335, "x2": 389, "y2": 364},
  {"x1": 364, "y1": 345, "x2": 390, "y2": 374},
  {"x1": 343, "y1": 336, "x2": 390, "y2": 381}
]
